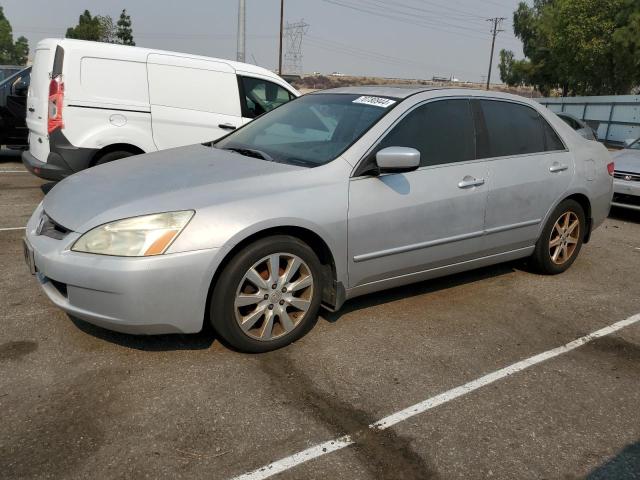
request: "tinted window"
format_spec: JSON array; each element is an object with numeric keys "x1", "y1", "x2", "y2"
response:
[
  {"x1": 542, "y1": 119, "x2": 565, "y2": 151},
  {"x1": 377, "y1": 99, "x2": 475, "y2": 167},
  {"x1": 477, "y1": 100, "x2": 545, "y2": 158},
  {"x1": 240, "y1": 76, "x2": 294, "y2": 118},
  {"x1": 559, "y1": 114, "x2": 580, "y2": 130}
]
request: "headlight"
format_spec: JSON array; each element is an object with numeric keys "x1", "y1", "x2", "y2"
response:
[{"x1": 72, "y1": 211, "x2": 194, "y2": 257}]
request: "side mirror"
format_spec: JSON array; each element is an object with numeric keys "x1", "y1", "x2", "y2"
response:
[{"x1": 375, "y1": 147, "x2": 420, "y2": 174}]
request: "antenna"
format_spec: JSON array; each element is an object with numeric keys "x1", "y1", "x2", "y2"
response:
[{"x1": 283, "y1": 19, "x2": 309, "y2": 76}]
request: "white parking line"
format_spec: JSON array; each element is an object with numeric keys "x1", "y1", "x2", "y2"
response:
[
  {"x1": 231, "y1": 313, "x2": 640, "y2": 480},
  {"x1": 0, "y1": 227, "x2": 26, "y2": 232},
  {"x1": 0, "y1": 170, "x2": 28, "y2": 173}
]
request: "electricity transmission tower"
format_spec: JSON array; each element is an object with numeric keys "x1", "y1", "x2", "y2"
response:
[
  {"x1": 485, "y1": 17, "x2": 505, "y2": 90},
  {"x1": 236, "y1": 0, "x2": 246, "y2": 63},
  {"x1": 283, "y1": 20, "x2": 309, "y2": 76}
]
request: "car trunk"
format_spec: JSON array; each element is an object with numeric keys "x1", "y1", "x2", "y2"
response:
[{"x1": 26, "y1": 43, "x2": 58, "y2": 163}]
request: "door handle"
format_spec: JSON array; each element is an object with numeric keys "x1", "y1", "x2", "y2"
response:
[
  {"x1": 218, "y1": 123, "x2": 237, "y2": 131},
  {"x1": 458, "y1": 177, "x2": 485, "y2": 189},
  {"x1": 549, "y1": 164, "x2": 568, "y2": 173},
  {"x1": 28, "y1": 107, "x2": 35, "y2": 112}
]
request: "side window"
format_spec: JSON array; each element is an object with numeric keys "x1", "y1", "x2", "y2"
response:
[
  {"x1": 240, "y1": 76, "x2": 294, "y2": 119},
  {"x1": 476, "y1": 100, "x2": 546, "y2": 158},
  {"x1": 377, "y1": 99, "x2": 475, "y2": 167},
  {"x1": 542, "y1": 118, "x2": 565, "y2": 151}
]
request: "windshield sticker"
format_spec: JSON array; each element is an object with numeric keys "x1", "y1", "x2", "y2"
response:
[{"x1": 352, "y1": 96, "x2": 397, "y2": 108}]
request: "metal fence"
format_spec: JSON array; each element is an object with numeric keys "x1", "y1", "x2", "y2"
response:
[{"x1": 537, "y1": 95, "x2": 640, "y2": 147}]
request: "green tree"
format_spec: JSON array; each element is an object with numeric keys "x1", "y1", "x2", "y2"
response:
[
  {"x1": 0, "y1": 6, "x2": 15, "y2": 64},
  {"x1": 116, "y1": 9, "x2": 135, "y2": 46},
  {"x1": 12, "y1": 35, "x2": 28, "y2": 65},
  {"x1": 501, "y1": 0, "x2": 640, "y2": 96},
  {"x1": 66, "y1": 10, "x2": 115, "y2": 43}
]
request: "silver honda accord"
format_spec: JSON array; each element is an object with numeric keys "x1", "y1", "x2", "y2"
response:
[{"x1": 24, "y1": 87, "x2": 614, "y2": 352}]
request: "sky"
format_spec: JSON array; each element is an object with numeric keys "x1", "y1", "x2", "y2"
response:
[{"x1": 3, "y1": 0, "x2": 526, "y2": 83}]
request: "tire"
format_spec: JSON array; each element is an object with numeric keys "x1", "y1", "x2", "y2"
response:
[
  {"x1": 94, "y1": 150, "x2": 135, "y2": 166},
  {"x1": 210, "y1": 235, "x2": 324, "y2": 353},
  {"x1": 530, "y1": 199, "x2": 586, "y2": 275}
]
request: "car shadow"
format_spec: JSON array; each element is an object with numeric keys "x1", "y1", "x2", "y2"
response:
[
  {"x1": 322, "y1": 261, "x2": 520, "y2": 324},
  {"x1": 0, "y1": 148, "x2": 23, "y2": 162},
  {"x1": 585, "y1": 440, "x2": 640, "y2": 479},
  {"x1": 609, "y1": 206, "x2": 640, "y2": 224},
  {"x1": 69, "y1": 316, "x2": 217, "y2": 352}
]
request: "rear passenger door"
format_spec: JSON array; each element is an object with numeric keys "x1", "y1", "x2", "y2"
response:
[
  {"x1": 348, "y1": 99, "x2": 489, "y2": 289},
  {"x1": 473, "y1": 99, "x2": 573, "y2": 252},
  {"x1": 237, "y1": 76, "x2": 295, "y2": 125},
  {"x1": 147, "y1": 54, "x2": 242, "y2": 149}
]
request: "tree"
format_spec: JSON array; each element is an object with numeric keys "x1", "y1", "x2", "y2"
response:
[
  {"x1": 65, "y1": 10, "x2": 115, "y2": 43},
  {"x1": 501, "y1": 0, "x2": 640, "y2": 96},
  {"x1": 116, "y1": 9, "x2": 135, "y2": 46},
  {"x1": 12, "y1": 35, "x2": 28, "y2": 65}
]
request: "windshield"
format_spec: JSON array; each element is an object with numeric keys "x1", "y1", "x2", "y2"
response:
[{"x1": 214, "y1": 93, "x2": 398, "y2": 167}]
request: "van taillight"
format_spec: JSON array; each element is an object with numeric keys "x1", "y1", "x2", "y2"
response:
[
  {"x1": 47, "y1": 75, "x2": 64, "y2": 134},
  {"x1": 607, "y1": 162, "x2": 615, "y2": 176}
]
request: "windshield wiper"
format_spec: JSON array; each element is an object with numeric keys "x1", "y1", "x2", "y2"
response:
[
  {"x1": 279, "y1": 157, "x2": 317, "y2": 168},
  {"x1": 222, "y1": 147, "x2": 273, "y2": 161}
]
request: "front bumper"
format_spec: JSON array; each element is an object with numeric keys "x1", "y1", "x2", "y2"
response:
[
  {"x1": 613, "y1": 178, "x2": 640, "y2": 212},
  {"x1": 25, "y1": 206, "x2": 222, "y2": 334}
]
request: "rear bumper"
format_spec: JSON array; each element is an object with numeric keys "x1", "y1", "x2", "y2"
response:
[{"x1": 22, "y1": 149, "x2": 71, "y2": 181}]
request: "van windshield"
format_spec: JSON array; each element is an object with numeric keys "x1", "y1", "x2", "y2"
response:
[{"x1": 214, "y1": 93, "x2": 398, "y2": 167}]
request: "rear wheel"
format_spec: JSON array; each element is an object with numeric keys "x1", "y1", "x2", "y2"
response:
[
  {"x1": 210, "y1": 236, "x2": 323, "y2": 353},
  {"x1": 94, "y1": 150, "x2": 136, "y2": 166},
  {"x1": 530, "y1": 199, "x2": 585, "y2": 275}
]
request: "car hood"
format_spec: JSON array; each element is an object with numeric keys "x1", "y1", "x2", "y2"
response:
[
  {"x1": 612, "y1": 149, "x2": 640, "y2": 173},
  {"x1": 43, "y1": 144, "x2": 303, "y2": 232}
]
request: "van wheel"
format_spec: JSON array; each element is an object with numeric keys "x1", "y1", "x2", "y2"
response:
[
  {"x1": 94, "y1": 150, "x2": 135, "y2": 166},
  {"x1": 210, "y1": 236, "x2": 323, "y2": 353},
  {"x1": 530, "y1": 199, "x2": 585, "y2": 275}
]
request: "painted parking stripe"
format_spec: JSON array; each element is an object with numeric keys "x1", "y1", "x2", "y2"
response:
[
  {"x1": 231, "y1": 313, "x2": 640, "y2": 480},
  {"x1": 0, "y1": 227, "x2": 26, "y2": 232},
  {"x1": 0, "y1": 170, "x2": 28, "y2": 173}
]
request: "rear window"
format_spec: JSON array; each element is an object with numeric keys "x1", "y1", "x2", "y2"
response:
[{"x1": 476, "y1": 100, "x2": 546, "y2": 158}]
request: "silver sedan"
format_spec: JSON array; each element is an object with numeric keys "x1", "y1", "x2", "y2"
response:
[
  {"x1": 612, "y1": 139, "x2": 640, "y2": 211},
  {"x1": 24, "y1": 87, "x2": 614, "y2": 352}
]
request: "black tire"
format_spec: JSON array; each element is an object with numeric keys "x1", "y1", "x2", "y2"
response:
[
  {"x1": 94, "y1": 150, "x2": 135, "y2": 166},
  {"x1": 530, "y1": 199, "x2": 586, "y2": 275},
  {"x1": 210, "y1": 235, "x2": 323, "y2": 353}
]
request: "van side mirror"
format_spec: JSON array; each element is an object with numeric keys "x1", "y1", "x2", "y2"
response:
[{"x1": 375, "y1": 147, "x2": 420, "y2": 174}]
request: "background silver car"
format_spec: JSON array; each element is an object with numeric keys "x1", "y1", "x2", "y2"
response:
[
  {"x1": 24, "y1": 87, "x2": 614, "y2": 352},
  {"x1": 612, "y1": 138, "x2": 640, "y2": 211},
  {"x1": 556, "y1": 112, "x2": 598, "y2": 141}
]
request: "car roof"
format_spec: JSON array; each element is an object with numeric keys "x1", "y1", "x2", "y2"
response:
[{"x1": 310, "y1": 85, "x2": 443, "y2": 99}]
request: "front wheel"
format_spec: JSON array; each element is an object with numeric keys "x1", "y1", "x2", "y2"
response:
[
  {"x1": 530, "y1": 199, "x2": 586, "y2": 275},
  {"x1": 210, "y1": 236, "x2": 323, "y2": 353}
]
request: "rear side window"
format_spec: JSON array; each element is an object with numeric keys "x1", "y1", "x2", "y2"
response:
[
  {"x1": 542, "y1": 120, "x2": 565, "y2": 151},
  {"x1": 377, "y1": 99, "x2": 475, "y2": 167},
  {"x1": 239, "y1": 76, "x2": 294, "y2": 118},
  {"x1": 475, "y1": 100, "x2": 545, "y2": 158}
]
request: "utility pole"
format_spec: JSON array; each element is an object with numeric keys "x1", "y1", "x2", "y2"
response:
[
  {"x1": 485, "y1": 17, "x2": 505, "y2": 90},
  {"x1": 278, "y1": 0, "x2": 284, "y2": 75},
  {"x1": 237, "y1": 0, "x2": 246, "y2": 63}
]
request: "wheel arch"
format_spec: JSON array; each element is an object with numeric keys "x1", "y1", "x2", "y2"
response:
[
  {"x1": 204, "y1": 226, "x2": 344, "y2": 328},
  {"x1": 90, "y1": 143, "x2": 146, "y2": 167},
  {"x1": 539, "y1": 190, "x2": 593, "y2": 244}
]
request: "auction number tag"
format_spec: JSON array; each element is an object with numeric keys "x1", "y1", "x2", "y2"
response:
[{"x1": 352, "y1": 96, "x2": 397, "y2": 108}]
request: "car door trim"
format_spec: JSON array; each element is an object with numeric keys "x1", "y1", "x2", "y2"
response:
[{"x1": 353, "y1": 219, "x2": 540, "y2": 263}]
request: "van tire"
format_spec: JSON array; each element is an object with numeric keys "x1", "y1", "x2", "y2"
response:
[{"x1": 94, "y1": 150, "x2": 136, "y2": 166}]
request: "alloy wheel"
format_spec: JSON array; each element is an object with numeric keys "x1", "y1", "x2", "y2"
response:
[
  {"x1": 549, "y1": 211, "x2": 580, "y2": 265},
  {"x1": 234, "y1": 253, "x2": 314, "y2": 341}
]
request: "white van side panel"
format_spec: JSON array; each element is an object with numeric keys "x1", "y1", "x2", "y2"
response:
[
  {"x1": 60, "y1": 47, "x2": 154, "y2": 154},
  {"x1": 26, "y1": 46, "x2": 54, "y2": 162},
  {"x1": 147, "y1": 54, "x2": 242, "y2": 150}
]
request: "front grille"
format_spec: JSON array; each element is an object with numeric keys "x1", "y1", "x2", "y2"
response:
[
  {"x1": 37, "y1": 212, "x2": 71, "y2": 240},
  {"x1": 613, "y1": 193, "x2": 640, "y2": 206},
  {"x1": 614, "y1": 171, "x2": 640, "y2": 182}
]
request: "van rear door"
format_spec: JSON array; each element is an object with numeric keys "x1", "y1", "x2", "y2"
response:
[
  {"x1": 147, "y1": 54, "x2": 241, "y2": 149},
  {"x1": 26, "y1": 44, "x2": 57, "y2": 163}
]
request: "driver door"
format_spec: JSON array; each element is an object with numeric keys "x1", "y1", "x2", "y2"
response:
[{"x1": 347, "y1": 99, "x2": 489, "y2": 289}]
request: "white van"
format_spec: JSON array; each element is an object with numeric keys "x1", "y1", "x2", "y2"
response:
[{"x1": 23, "y1": 38, "x2": 299, "y2": 180}]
